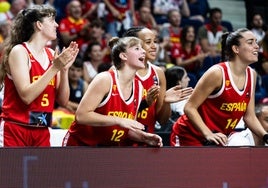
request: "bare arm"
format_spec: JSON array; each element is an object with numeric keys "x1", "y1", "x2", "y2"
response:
[
  {"x1": 75, "y1": 72, "x2": 144, "y2": 131},
  {"x1": 180, "y1": 0, "x2": 190, "y2": 17},
  {"x1": 184, "y1": 66, "x2": 228, "y2": 145},
  {"x1": 243, "y1": 71, "x2": 267, "y2": 139},
  {"x1": 103, "y1": 0, "x2": 121, "y2": 19},
  {"x1": 128, "y1": 129, "x2": 163, "y2": 147},
  {"x1": 83, "y1": 63, "x2": 93, "y2": 83}
]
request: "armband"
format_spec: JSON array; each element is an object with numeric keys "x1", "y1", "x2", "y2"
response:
[{"x1": 262, "y1": 134, "x2": 268, "y2": 144}]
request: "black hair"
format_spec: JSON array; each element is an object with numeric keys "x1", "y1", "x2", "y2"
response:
[
  {"x1": 165, "y1": 66, "x2": 186, "y2": 90},
  {"x1": 90, "y1": 19, "x2": 105, "y2": 30},
  {"x1": 83, "y1": 41, "x2": 102, "y2": 61},
  {"x1": 208, "y1": 7, "x2": 222, "y2": 19},
  {"x1": 180, "y1": 25, "x2": 196, "y2": 51},
  {"x1": 72, "y1": 57, "x2": 83, "y2": 69},
  {"x1": 123, "y1": 26, "x2": 145, "y2": 38}
]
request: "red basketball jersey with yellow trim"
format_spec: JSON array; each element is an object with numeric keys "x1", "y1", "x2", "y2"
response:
[
  {"x1": 135, "y1": 62, "x2": 159, "y2": 133},
  {"x1": 173, "y1": 62, "x2": 253, "y2": 145},
  {"x1": 66, "y1": 69, "x2": 143, "y2": 146},
  {"x1": 1, "y1": 43, "x2": 56, "y2": 126},
  {"x1": 199, "y1": 62, "x2": 252, "y2": 134}
]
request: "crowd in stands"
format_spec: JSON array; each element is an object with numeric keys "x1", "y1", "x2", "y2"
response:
[{"x1": 0, "y1": 0, "x2": 268, "y2": 147}]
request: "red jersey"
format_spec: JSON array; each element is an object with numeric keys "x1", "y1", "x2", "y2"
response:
[
  {"x1": 171, "y1": 62, "x2": 253, "y2": 146},
  {"x1": 134, "y1": 11, "x2": 154, "y2": 29},
  {"x1": 136, "y1": 62, "x2": 159, "y2": 133},
  {"x1": 58, "y1": 16, "x2": 89, "y2": 48},
  {"x1": 169, "y1": 26, "x2": 182, "y2": 58},
  {"x1": 64, "y1": 69, "x2": 143, "y2": 146},
  {"x1": 173, "y1": 44, "x2": 202, "y2": 72},
  {"x1": 105, "y1": 0, "x2": 130, "y2": 22},
  {"x1": 1, "y1": 43, "x2": 56, "y2": 127},
  {"x1": 204, "y1": 23, "x2": 226, "y2": 46}
]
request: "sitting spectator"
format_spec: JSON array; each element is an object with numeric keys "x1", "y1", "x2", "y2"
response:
[
  {"x1": 157, "y1": 66, "x2": 192, "y2": 133},
  {"x1": 187, "y1": 0, "x2": 210, "y2": 23},
  {"x1": 0, "y1": 17, "x2": 11, "y2": 57},
  {"x1": 134, "y1": 4, "x2": 158, "y2": 31},
  {"x1": 27, "y1": 0, "x2": 53, "y2": 7},
  {"x1": 103, "y1": 0, "x2": 135, "y2": 37},
  {"x1": 58, "y1": 0, "x2": 90, "y2": 50},
  {"x1": 252, "y1": 31, "x2": 268, "y2": 102},
  {"x1": 197, "y1": 7, "x2": 228, "y2": 65},
  {"x1": 159, "y1": 9, "x2": 183, "y2": 63},
  {"x1": 79, "y1": 0, "x2": 98, "y2": 21},
  {"x1": 51, "y1": 0, "x2": 71, "y2": 23},
  {"x1": 0, "y1": 0, "x2": 27, "y2": 22},
  {"x1": 65, "y1": 58, "x2": 88, "y2": 113},
  {"x1": 82, "y1": 42, "x2": 106, "y2": 84},
  {"x1": 173, "y1": 25, "x2": 213, "y2": 86},
  {"x1": 249, "y1": 13, "x2": 267, "y2": 51},
  {"x1": 81, "y1": 19, "x2": 111, "y2": 63},
  {"x1": 153, "y1": 0, "x2": 203, "y2": 33}
]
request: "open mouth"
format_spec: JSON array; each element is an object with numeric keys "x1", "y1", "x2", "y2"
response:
[{"x1": 138, "y1": 57, "x2": 145, "y2": 62}]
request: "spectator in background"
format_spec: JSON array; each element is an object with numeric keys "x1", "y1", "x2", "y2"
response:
[
  {"x1": 159, "y1": 9, "x2": 183, "y2": 65},
  {"x1": 254, "y1": 31, "x2": 268, "y2": 102},
  {"x1": 249, "y1": 13, "x2": 267, "y2": 50},
  {"x1": 158, "y1": 65, "x2": 192, "y2": 133},
  {"x1": 51, "y1": 0, "x2": 71, "y2": 23},
  {"x1": 173, "y1": 25, "x2": 213, "y2": 87},
  {"x1": 80, "y1": 19, "x2": 111, "y2": 63},
  {"x1": 63, "y1": 36, "x2": 163, "y2": 147},
  {"x1": 0, "y1": 0, "x2": 27, "y2": 22},
  {"x1": 153, "y1": 0, "x2": 190, "y2": 25},
  {"x1": 58, "y1": 0, "x2": 90, "y2": 50},
  {"x1": 82, "y1": 42, "x2": 105, "y2": 84},
  {"x1": 27, "y1": 0, "x2": 53, "y2": 7},
  {"x1": 153, "y1": 0, "x2": 203, "y2": 33},
  {"x1": 0, "y1": 17, "x2": 11, "y2": 57},
  {"x1": 197, "y1": 7, "x2": 228, "y2": 65},
  {"x1": 133, "y1": 4, "x2": 158, "y2": 31},
  {"x1": 103, "y1": 0, "x2": 135, "y2": 37},
  {"x1": 79, "y1": 0, "x2": 98, "y2": 21},
  {"x1": 187, "y1": 0, "x2": 210, "y2": 23},
  {"x1": 64, "y1": 58, "x2": 88, "y2": 113}
]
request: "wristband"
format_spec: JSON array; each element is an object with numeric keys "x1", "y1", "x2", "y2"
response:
[{"x1": 263, "y1": 134, "x2": 268, "y2": 144}]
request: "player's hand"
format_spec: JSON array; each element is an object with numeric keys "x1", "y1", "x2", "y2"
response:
[
  {"x1": 204, "y1": 132, "x2": 228, "y2": 146},
  {"x1": 165, "y1": 85, "x2": 193, "y2": 103},
  {"x1": 142, "y1": 132, "x2": 163, "y2": 147},
  {"x1": 53, "y1": 41, "x2": 79, "y2": 70},
  {"x1": 146, "y1": 85, "x2": 160, "y2": 106}
]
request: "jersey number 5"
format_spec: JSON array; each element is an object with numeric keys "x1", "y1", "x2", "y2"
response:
[{"x1": 41, "y1": 93, "x2": 49, "y2": 107}]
